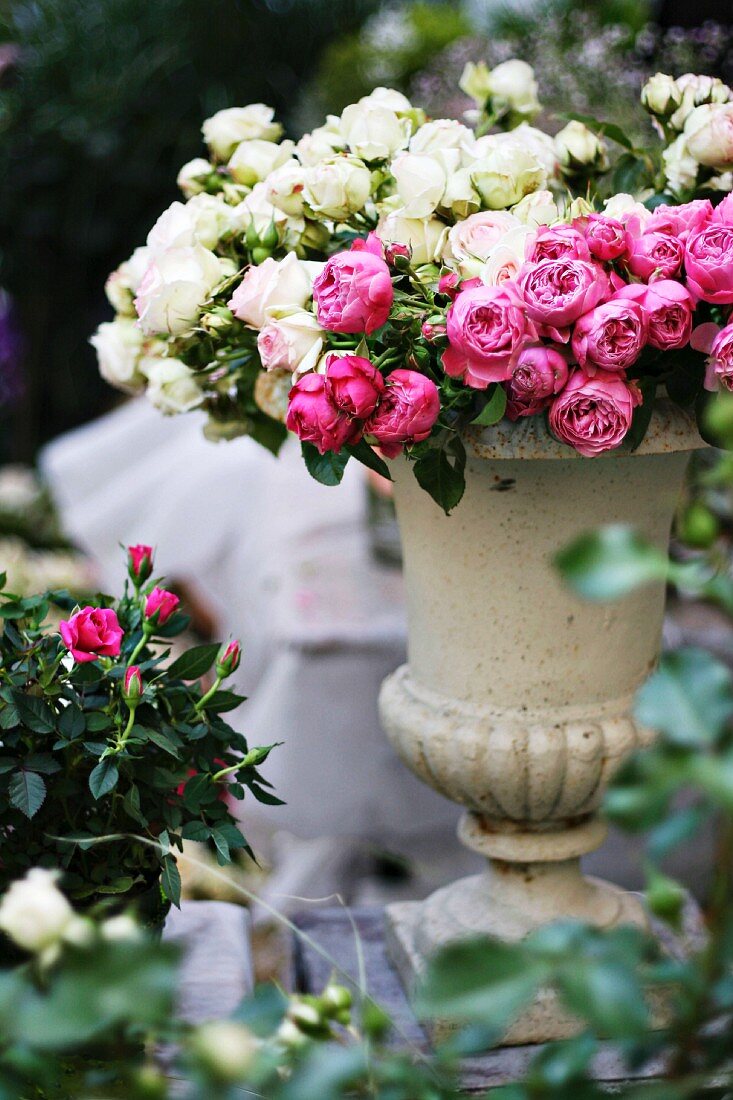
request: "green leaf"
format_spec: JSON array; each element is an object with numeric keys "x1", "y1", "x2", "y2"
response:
[
  {"x1": 612, "y1": 151, "x2": 653, "y2": 195},
  {"x1": 301, "y1": 441, "x2": 350, "y2": 486},
  {"x1": 12, "y1": 692, "x2": 55, "y2": 734},
  {"x1": 9, "y1": 770, "x2": 46, "y2": 818},
  {"x1": 143, "y1": 728, "x2": 181, "y2": 757},
  {"x1": 167, "y1": 642, "x2": 221, "y2": 681},
  {"x1": 204, "y1": 689, "x2": 246, "y2": 713},
  {"x1": 557, "y1": 956, "x2": 648, "y2": 1040},
  {"x1": 413, "y1": 437, "x2": 466, "y2": 515},
  {"x1": 86, "y1": 712, "x2": 112, "y2": 732},
  {"x1": 161, "y1": 856, "x2": 181, "y2": 908},
  {"x1": 636, "y1": 648, "x2": 733, "y2": 748},
  {"x1": 555, "y1": 525, "x2": 668, "y2": 601},
  {"x1": 58, "y1": 705, "x2": 85, "y2": 740},
  {"x1": 180, "y1": 821, "x2": 211, "y2": 842},
  {"x1": 88, "y1": 758, "x2": 119, "y2": 800},
  {"x1": 211, "y1": 828, "x2": 231, "y2": 864},
  {"x1": 346, "y1": 438, "x2": 392, "y2": 480},
  {"x1": 472, "y1": 383, "x2": 507, "y2": 426}
]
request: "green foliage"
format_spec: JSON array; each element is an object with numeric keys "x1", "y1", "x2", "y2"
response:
[{"x1": 555, "y1": 525, "x2": 669, "y2": 600}]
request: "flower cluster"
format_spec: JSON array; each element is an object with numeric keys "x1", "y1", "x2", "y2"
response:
[{"x1": 93, "y1": 61, "x2": 733, "y2": 510}]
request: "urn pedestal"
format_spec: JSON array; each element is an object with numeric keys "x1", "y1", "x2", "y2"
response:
[{"x1": 379, "y1": 401, "x2": 703, "y2": 1045}]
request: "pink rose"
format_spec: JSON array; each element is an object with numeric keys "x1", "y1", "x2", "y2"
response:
[
  {"x1": 228, "y1": 253, "x2": 312, "y2": 328},
  {"x1": 446, "y1": 211, "x2": 520, "y2": 265},
  {"x1": 712, "y1": 194, "x2": 733, "y2": 224},
  {"x1": 571, "y1": 297, "x2": 647, "y2": 373},
  {"x1": 127, "y1": 544, "x2": 153, "y2": 584},
  {"x1": 216, "y1": 640, "x2": 242, "y2": 678},
  {"x1": 626, "y1": 231, "x2": 683, "y2": 281},
  {"x1": 351, "y1": 232, "x2": 384, "y2": 258},
  {"x1": 526, "y1": 225, "x2": 590, "y2": 263},
  {"x1": 685, "y1": 223, "x2": 733, "y2": 303},
  {"x1": 286, "y1": 373, "x2": 359, "y2": 454},
  {"x1": 123, "y1": 666, "x2": 143, "y2": 702},
  {"x1": 144, "y1": 587, "x2": 180, "y2": 627},
  {"x1": 365, "y1": 369, "x2": 439, "y2": 458},
  {"x1": 312, "y1": 247, "x2": 393, "y2": 335},
  {"x1": 324, "y1": 353, "x2": 384, "y2": 419},
  {"x1": 649, "y1": 200, "x2": 713, "y2": 241},
  {"x1": 518, "y1": 259, "x2": 610, "y2": 341},
  {"x1": 615, "y1": 280, "x2": 693, "y2": 351},
  {"x1": 506, "y1": 345, "x2": 569, "y2": 420},
  {"x1": 59, "y1": 607, "x2": 124, "y2": 664},
  {"x1": 438, "y1": 272, "x2": 461, "y2": 299},
  {"x1": 442, "y1": 281, "x2": 534, "y2": 389},
  {"x1": 549, "y1": 370, "x2": 642, "y2": 457},
  {"x1": 694, "y1": 322, "x2": 733, "y2": 391},
  {"x1": 582, "y1": 214, "x2": 629, "y2": 262}
]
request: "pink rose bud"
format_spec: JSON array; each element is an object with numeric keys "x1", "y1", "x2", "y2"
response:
[
  {"x1": 685, "y1": 223, "x2": 733, "y2": 303},
  {"x1": 324, "y1": 353, "x2": 385, "y2": 419},
  {"x1": 422, "y1": 320, "x2": 447, "y2": 341},
  {"x1": 582, "y1": 214, "x2": 629, "y2": 262},
  {"x1": 144, "y1": 587, "x2": 180, "y2": 627},
  {"x1": 123, "y1": 665, "x2": 143, "y2": 703},
  {"x1": 286, "y1": 373, "x2": 360, "y2": 455},
  {"x1": 517, "y1": 258, "x2": 610, "y2": 342},
  {"x1": 526, "y1": 225, "x2": 591, "y2": 263},
  {"x1": 549, "y1": 369, "x2": 641, "y2": 457},
  {"x1": 59, "y1": 607, "x2": 124, "y2": 664},
  {"x1": 571, "y1": 296, "x2": 647, "y2": 373},
  {"x1": 216, "y1": 640, "x2": 241, "y2": 678},
  {"x1": 442, "y1": 281, "x2": 536, "y2": 389},
  {"x1": 312, "y1": 248, "x2": 394, "y2": 335},
  {"x1": 506, "y1": 345, "x2": 569, "y2": 420},
  {"x1": 650, "y1": 199, "x2": 713, "y2": 240},
  {"x1": 626, "y1": 230, "x2": 683, "y2": 281},
  {"x1": 615, "y1": 280, "x2": 693, "y2": 351},
  {"x1": 127, "y1": 544, "x2": 154, "y2": 585},
  {"x1": 384, "y1": 241, "x2": 412, "y2": 267},
  {"x1": 438, "y1": 272, "x2": 461, "y2": 300},
  {"x1": 365, "y1": 369, "x2": 440, "y2": 458}
]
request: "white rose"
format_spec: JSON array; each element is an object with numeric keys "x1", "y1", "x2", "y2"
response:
[
  {"x1": 495, "y1": 124, "x2": 559, "y2": 181},
  {"x1": 186, "y1": 194, "x2": 237, "y2": 249},
  {"x1": 670, "y1": 74, "x2": 731, "y2": 131},
  {"x1": 296, "y1": 117, "x2": 344, "y2": 167},
  {"x1": 662, "y1": 134, "x2": 699, "y2": 197},
  {"x1": 391, "y1": 152, "x2": 447, "y2": 218},
  {"x1": 487, "y1": 59, "x2": 540, "y2": 119},
  {"x1": 177, "y1": 157, "x2": 214, "y2": 198},
  {"x1": 0, "y1": 869, "x2": 79, "y2": 954},
  {"x1": 339, "y1": 100, "x2": 410, "y2": 162},
  {"x1": 641, "y1": 73, "x2": 682, "y2": 118},
  {"x1": 257, "y1": 308, "x2": 323, "y2": 372},
  {"x1": 511, "y1": 189, "x2": 559, "y2": 226},
  {"x1": 265, "y1": 160, "x2": 306, "y2": 216},
  {"x1": 441, "y1": 168, "x2": 480, "y2": 218},
  {"x1": 192, "y1": 1021, "x2": 260, "y2": 1081},
  {"x1": 445, "y1": 210, "x2": 520, "y2": 266},
  {"x1": 302, "y1": 155, "x2": 372, "y2": 220},
  {"x1": 602, "y1": 192, "x2": 653, "y2": 226},
  {"x1": 479, "y1": 224, "x2": 535, "y2": 285},
  {"x1": 410, "y1": 118, "x2": 473, "y2": 155},
  {"x1": 147, "y1": 201, "x2": 199, "y2": 253},
  {"x1": 90, "y1": 317, "x2": 145, "y2": 393},
  {"x1": 228, "y1": 138, "x2": 295, "y2": 186},
  {"x1": 143, "y1": 356, "x2": 203, "y2": 414},
  {"x1": 233, "y1": 183, "x2": 304, "y2": 251},
  {"x1": 555, "y1": 121, "x2": 607, "y2": 172},
  {"x1": 105, "y1": 245, "x2": 152, "y2": 313},
  {"x1": 377, "y1": 212, "x2": 447, "y2": 265},
  {"x1": 459, "y1": 61, "x2": 493, "y2": 105},
  {"x1": 361, "y1": 86, "x2": 413, "y2": 114},
  {"x1": 684, "y1": 103, "x2": 733, "y2": 168},
  {"x1": 469, "y1": 142, "x2": 545, "y2": 209},
  {"x1": 135, "y1": 245, "x2": 224, "y2": 336},
  {"x1": 229, "y1": 252, "x2": 313, "y2": 328},
  {"x1": 202, "y1": 104, "x2": 282, "y2": 160}
]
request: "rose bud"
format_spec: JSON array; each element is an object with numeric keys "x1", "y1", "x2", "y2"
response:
[
  {"x1": 59, "y1": 607, "x2": 124, "y2": 663},
  {"x1": 127, "y1": 544, "x2": 153, "y2": 585},
  {"x1": 123, "y1": 665, "x2": 143, "y2": 704},
  {"x1": 144, "y1": 587, "x2": 180, "y2": 627},
  {"x1": 216, "y1": 640, "x2": 241, "y2": 679},
  {"x1": 324, "y1": 353, "x2": 384, "y2": 419},
  {"x1": 422, "y1": 319, "x2": 447, "y2": 341},
  {"x1": 384, "y1": 241, "x2": 412, "y2": 268},
  {"x1": 438, "y1": 271, "x2": 461, "y2": 300}
]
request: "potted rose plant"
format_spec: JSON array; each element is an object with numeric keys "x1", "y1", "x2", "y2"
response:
[
  {"x1": 0, "y1": 544, "x2": 277, "y2": 944},
  {"x1": 92, "y1": 62, "x2": 733, "y2": 1041}
]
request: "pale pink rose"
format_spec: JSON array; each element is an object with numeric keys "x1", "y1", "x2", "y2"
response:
[
  {"x1": 685, "y1": 223, "x2": 733, "y2": 303},
  {"x1": 59, "y1": 607, "x2": 124, "y2": 663},
  {"x1": 571, "y1": 297, "x2": 647, "y2": 373},
  {"x1": 506, "y1": 344, "x2": 569, "y2": 419},
  {"x1": 582, "y1": 214, "x2": 629, "y2": 261},
  {"x1": 286, "y1": 373, "x2": 359, "y2": 454},
  {"x1": 526, "y1": 224, "x2": 590, "y2": 263},
  {"x1": 614, "y1": 281, "x2": 693, "y2": 351},
  {"x1": 365, "y1": 369, "x2": 439, "y2": 457},
  {"x1": 442, "y1": 281, "x2": 535, "y2": 389},
  {"x1": 312, "y1": 246, "x2": 393, "y2": 334},
  {"x1": 256, "y1": 311, "x2": 323, "y2": 372},
  {"x1": 517, "y1": 258, "x2": 610, "y2": 340},
  {"x1": 144, "y1": 587, "x2": 180, "y2": 626},
  {"x1": 549, "y1": 370, "x2": 641, "y2": 456},
  {"x1": 694, "y1": 322, "x2": 733, "y2": 391},
  {"x1": 685, "y1": 102, "x2": 733, "y2": 168},
  {"x1": 445, "y1": 211, "x2": 520, "y2": 264},
  {"x1": 324, "y1": 353, "x2": 385, "y2": 418},
  {"x1": 649, "y1": 199, "x2": 713, "y2": 241},
  {"x1": 712, "y1": 194, "x2": 733, "y2": 224},
  {"x1": 626, "y1": 230, "x2": 683, "y2": 281},
  {"x1": 228, "y1": 253, "x2": 312, "y2": 328}
]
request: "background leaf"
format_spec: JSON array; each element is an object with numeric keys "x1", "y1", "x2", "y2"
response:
[
  {"x1": 9, "y1": 770, "x2": 46, "y2": 818},
  {"x1": 555, "y1": 525, "x2": 668, "y2": 600}
]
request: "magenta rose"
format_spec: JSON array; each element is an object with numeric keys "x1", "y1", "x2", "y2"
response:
[
  {"x1": 526, "y1": 225, "x2": 591, "y2": 263},
  {"x1": 685, "y1": 223, "x2": 733, "y2": 303},
  {"x1": 324, "y1": 353, "x2": 385, "y2": 419},
  {"x1": 571, "y1": 296, "x2": 647, "y2": 373},
  {"x1": 442, "y1": 281, "x2": 534, "y2": 389},
  {"x1": 312, "y1": 247, "x2": 393, "y2": 335},
  {"x1": 286, "y1": 373, "x2": 359, "y2": 454},
  {"x1": 693, "y1": 322, "x2": 733, "y2": 391},
  {"x1": 365, "y1": 369, "x2": 439, "y2": 458},
  {"x1": 626, "y1": 230, "x2": 683, "y2": 281},
  {"x1": 649, "y1": 199, "x2": 713, "y2": 241},
  {"x1": 144, "y1": 587, "x2": 180, "y2": 627},
  {"x1": 517, "y1": 259, "x2": 610, "y2": 341},
  {"x1": 123, "y1": 666, "x2": 143, "y2": 703},
  {"x1": 60, "y1": 607, "x2": 124, "y2": 664},
  {"x1": 549, "y1": 370, "x2": 642, "y2": 457},
  {"x1": 615, "y1": 280, "x2": 693, "y2": 351},
  {"x1": 127, "y1": 543, "x2": 153, "y2": 584},
  {"x1": 505, "y1": 344, "x2": 569, "y2": 420},
  {"x1": 712, "y1": 194, "x2": 733, "y2": 224},
  {"x1": 582, "y1": 214, "x2": 629, "y2": 262}
]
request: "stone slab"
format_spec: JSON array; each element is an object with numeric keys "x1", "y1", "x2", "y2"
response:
[{"x1": 292, "y1": 905, "x2": 702, "y2": 1094}]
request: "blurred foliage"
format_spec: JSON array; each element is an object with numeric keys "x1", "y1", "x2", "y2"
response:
[
  {"x1": 482, "y1": 0, "x2": 652, "y2": 39},
  {"x1": 0, "y1": 0, "x2": 378, "y2": 459}
]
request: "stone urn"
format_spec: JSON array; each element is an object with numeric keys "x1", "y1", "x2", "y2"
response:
[{"x1": 379, "y1": 399, "x2": 703, "y2": 1044}]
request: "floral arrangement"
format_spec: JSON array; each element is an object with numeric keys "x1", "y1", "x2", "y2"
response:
[
  {"x1": 0, "y1": 544, "x2": 277, "y2": 914},
  {"x1": 94, "y1": 61, "x2": 733, "y2": 511}
]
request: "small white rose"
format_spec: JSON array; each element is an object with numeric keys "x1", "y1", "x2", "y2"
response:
[
  {"x1": 296, "y1": 117, "x2": 344, "y2": 167},
  {"x1": 256, "y1": 308, "x2": 324, "y2": 373},
  {"x1": 662, "y1": 134, "x2": 700, "y2": 197},
  {"x1": 265, "y1": 160, "x2": 306, "y2": 216},
  {"x1": 227, "y1": 138, "x2": 295, "y2": 186},
  {"x1": 479, "y1": 224, "x2": 534, "y2": 286},
  {"x1": 554, "y1": 121, "x2": 607, "y2": 173},
  {"x1": 202, "y1": 104, "x2": 282, "y2": 160},
  {"x1": 641, "y1": 73, "x2": 682, "y2": 118},
  {"x1": 228, "y1": 252, "x2": 313, "y2": 328},
  {"x1": 511, "y1": 189, "x2": 559, "y2": 226},
  {"x1": 410, "y1": 118, "x2": 473, "y2": 155},
  {"x1": 459, "y1": 60, "x2": 493, "y2": 105},
  {"x1": 445, "y1": 210, "x2": 520, "y2": 267},
  {"x1": 90, "y1": 317, "x2": 146, "y2": 393},
  {"x1": 670, "y1": 73, "x2": 731, "y2": 131},
  {"x1": 143, "y1": 357, "x2": 203, "y2": 414},
  {"x1": 339, "y1": 100, "x2": 410, "y2": 162},
  {"x1": 441, "y1": 167, "x2": 480, "y2": 218},
  {"x1": 302, "y1": 155, "x2": 372, "y2": 220},
  {"x1": 392, "y1": 152, "x2": 447, "y2": 219},
  {"x1": 469, "y1": 142, "x2": 545, "y2": 209},
  {"x1": 0, "y1": 869, "x2": 79, "y2": 954},
  {"x1": 377, "y1": 212, "x2": 447, "y2": 265},
  {"x1": 105, "y1": 245, "x2": 152, "y2": 314},
  {"x1": 487, "y1": 59, "x2": 540, "y2": 119},
  {"x1": 602, "y1": 192, "x2": 653, "y2": 226},
  {"x1": 233, "y1": 182, "x2": 304, "y2": 251},
  {"x1": 361, "y1": 86, "x2": 413, "y2": 114},
  {"x1": 684, "y1": 102, "x2": 733, "y2": 169},
  {"x1": 177, "y1": 157, "x2": 215, "y2": 198},
  {"x1": 135, "y1": 245, "x2": 224, "y2": 336}
]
